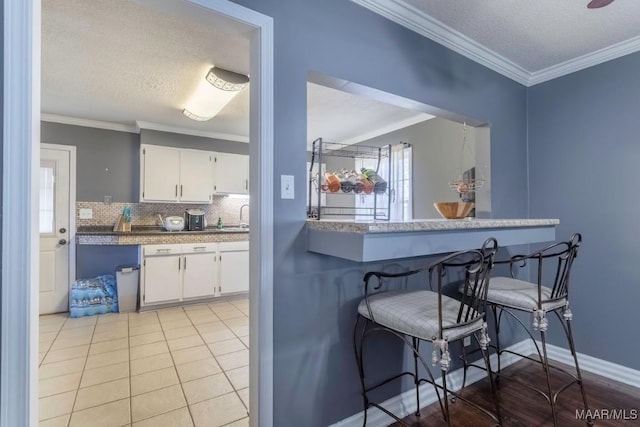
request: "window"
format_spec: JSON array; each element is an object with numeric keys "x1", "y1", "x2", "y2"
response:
[
  {"x1": 40, "y1": 161, "x2": 56, "y2": 234},
  {"x1": 355, "y1": 143, "x2": 412, "y2": 221}
]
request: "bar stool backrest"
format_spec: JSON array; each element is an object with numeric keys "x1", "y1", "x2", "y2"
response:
[
  {"x1": 508, "y1": 233, "x2": 582, "y2": 303},
  {"x1": 451, "y1": 237, "x2": 498, "y2": 329}
]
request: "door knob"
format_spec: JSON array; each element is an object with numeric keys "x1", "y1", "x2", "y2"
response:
[{"x1": 58, "y1": 239, "x2": 67, "y2": 245}]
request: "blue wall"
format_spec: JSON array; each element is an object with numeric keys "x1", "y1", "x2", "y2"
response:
[
  {"x1": 232, "y1": 0, "x2": 529, "y2": 425},
  {"x1": 528, "y1": 52, "x2": 640, "y2": 371}
]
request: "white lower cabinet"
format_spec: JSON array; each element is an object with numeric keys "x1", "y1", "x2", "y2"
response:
[
  {"x1": 182, "y1": 245, "x2": 217, "y2": 299},
  {"x1": 143, "y1": 254, "x2": 182, "y2": 304},
  {"x1": 219, "y1": 241, "x2": 250, "y2": 295},
  {"x1": 140, "y1": 241, "x2": 247, "y2": 307},
  {"x1": 141, "y1": 243, "x2": 217, "y2": 307}
]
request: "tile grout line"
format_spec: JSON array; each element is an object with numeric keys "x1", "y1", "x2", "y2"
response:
[
  {"x1": 207, "y1": 307, "x2": 250, "y2": 418},
  {"x1": 66, "y1": 317, "x2": 98, "y2": 426},
  {"x1": 156, "y1": 305, "x2": 197, "y2": 427},
  {"x1": 40, "y1": 300, "x2": 249, "y2": 426},
  {"x1": 127, "y1": 311, "x2": 133, "y2": 427}
]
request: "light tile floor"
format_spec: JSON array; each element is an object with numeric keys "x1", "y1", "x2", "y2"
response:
[{"x1": 39, "y1": 299, "x2": 250, "y2": 427}]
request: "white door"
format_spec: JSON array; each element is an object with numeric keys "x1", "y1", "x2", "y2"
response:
[
  {"x1": 39, "y1": 148, "x2": 72, "y2": 314},
  {"x1": 219, "y1": 250, "x2": 249, "y2": 294},
  {"x1": 142, "y1": 255, "x2": 182, "y2": 304},
  {"x1": 182, "y1": 252, "x2": 217, "y2": 299},
  {"x1": 141, "y1": 145, "x2": 180, "y2": 202},
  {"x1": 180, "y1": 150, "x2": 213, "y2": 203},
  {"x1": 213, "y1": 153, "x2": 249, "y2": 194}
]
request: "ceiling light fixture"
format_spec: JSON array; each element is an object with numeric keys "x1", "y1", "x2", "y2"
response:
[{"x1": 182, "y1": 67, "x2": 249, "y2": 121}]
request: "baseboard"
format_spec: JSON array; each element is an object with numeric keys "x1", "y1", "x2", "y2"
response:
[
  {"x1": 537, "y1": 341, "x2": 640, "y2": 390},
  {"x1": 330, "y1": 340, "x2": 531, "y2": 427},
  {"x1": 331, "y1": 340, "x2": 640, "y2": 427}
]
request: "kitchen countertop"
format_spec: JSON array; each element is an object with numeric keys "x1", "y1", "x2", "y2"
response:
[
  {"x1": 305, "y1": 218, "x2": 559, "y2": 233},
  {"x1": 76, "y1": 225, "x2": 249, "y2": 245},
  {"x1": 306, "y1": 218, "x2": 559, "y2": 262}
]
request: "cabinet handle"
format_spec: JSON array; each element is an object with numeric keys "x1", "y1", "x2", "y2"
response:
[
  {"x1": 178, "y1": 257, "x2": 181, "y2": 270},
  {"x1": 180, "y1": 185, "x2": 183, "y2": 197},
  {"x1": 245, "y1": 179, "x2": 248, "y2": 190},
  {"x1": 175, "y1": 184, "x2": 178, "y2": 197},
  {"x1": 184, "y1": 256, "x2": 187, "y2": 270},
  {"x1": 156, "y1": 248, "x2": 170, "y2": 253},
  {"x1": 193, "y1": 246, "x2": 206, "y2": 251}
]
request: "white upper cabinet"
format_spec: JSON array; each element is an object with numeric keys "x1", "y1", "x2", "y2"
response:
[
  {"x1": 140, "y1": 144, "x2": 212, "y2": 203},
  {"x1": 180, "y1": 149, "x2": 213, "y2": 203},
  {"x1": 213, "y1": 152, "x2": 249, "y2": 195},
  {"x1": 140, "y1": 145, "x2": 180, "y2": 202}
]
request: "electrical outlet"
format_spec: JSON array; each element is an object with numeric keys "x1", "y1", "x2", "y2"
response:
[
  {"x1": 463, "y1": 336, "x2": 471, "y2": 347},
  {"x1": 79, "y1": 208, "x2": 93, "y2": 219}
]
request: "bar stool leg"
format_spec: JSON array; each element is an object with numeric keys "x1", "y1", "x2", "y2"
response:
[
  {"x1": 565, "y1": 319, "x2": 593, "y2": 426},
  {"x1": 539, "y1": 330, "x2": 559, "y2": 426},
  {"x1": 441, "y1": 368, "x2": 452, "y2": 427},
  {"x1": 492, "y1": 305, "x2": 503, "y2": 378},
  {"x1": 412, "y1": 337, "x2": 421, "y2": 416},
  {"x1": 480, "y1": 341, "x2": 502, "y2": 425}
]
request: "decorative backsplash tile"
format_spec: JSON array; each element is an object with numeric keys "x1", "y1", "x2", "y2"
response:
[{"x1": 76, "y1": 197, "x2": 250, "y2": 228}]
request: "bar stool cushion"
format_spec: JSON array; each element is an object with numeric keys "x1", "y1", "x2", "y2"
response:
[
  {"x1": 476, "y1": 276, "x2": 567, "y2": 312},
  {"x1": 357, "y1": 290, "x2": 483, "y2": 342}
]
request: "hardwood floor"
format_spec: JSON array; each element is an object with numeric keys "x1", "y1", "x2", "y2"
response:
[{"x1": 393, "y1": 357, "x2": 640, "y2": 426}]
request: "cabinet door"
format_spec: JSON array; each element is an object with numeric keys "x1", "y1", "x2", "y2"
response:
[
  {"x1": 182, "y1": 252, "x2": 217, "y2": 299},
  {"x1": 143, "y1": 255, "x2": 182, "y2": 304},
  {"x1": 141, "y1": 145, "x2": 180, "y2": 202},
  {"x1": 180, "y1": 150, "x2": 213, "y2": 203},
  {"x1": 219, "y1": 250, "x2": 249, "y2": 294},
  {"x1": 213, "y1": 153, "x2": 249, "y2": 194}
]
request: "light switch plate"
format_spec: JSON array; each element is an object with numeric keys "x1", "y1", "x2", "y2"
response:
[
  {"x1": 79, "y1": 208, "x2": 93, "y2": 219},
  {"x1": 281, "y1": 175, "x2": 294, "y2": 199}
]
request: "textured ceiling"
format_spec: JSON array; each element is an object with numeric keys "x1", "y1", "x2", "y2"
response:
[
  {"x1": 42, "y1": 0, "x2": 251, "y2": 137},
  {"x1": 43, "y1": 0, "x2": 430, "y2": 143},
  {"x1": 399, "y1": 0, "x2": 640, "y2": 72}
]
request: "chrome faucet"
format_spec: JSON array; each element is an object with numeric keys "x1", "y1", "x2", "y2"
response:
[{"x1": 239, "y1": 204, "x2": 250, "y2": 228}]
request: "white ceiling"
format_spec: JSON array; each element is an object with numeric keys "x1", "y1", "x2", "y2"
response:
[
  {"x1": 353, "y1": 0, "x2": 640, "y2": 85},
  {"x1": 42, "y1": 0, "x2": 430, "y2": 144}
]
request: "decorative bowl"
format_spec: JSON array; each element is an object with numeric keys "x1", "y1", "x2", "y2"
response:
[{"x1": 433, "y1": 202, "x2": 474, "y2": 219}]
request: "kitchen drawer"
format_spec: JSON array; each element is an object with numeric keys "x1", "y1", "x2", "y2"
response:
[
  {"x1": 218, "y1": 241, "x2": 249, "y2": 252},
  {"x1": 143, "y1": 244, "x2": 181, "y2": 256},
  {"x1": 181, "y1": 243, "x2": 217, "y2": 253}
]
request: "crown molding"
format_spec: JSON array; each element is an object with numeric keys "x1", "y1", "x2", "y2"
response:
[
  {"x1": 41, "y1": 114, "x2": 139, "y2": 133},
  {"x1": 529, "y1": 34, "x2": 640, "y2": 85},
  {"x1": 135, "y1": 121, "x2": 249, "y2": 143},
  {"x1": 351, "y1": 0, "x2": 531, "y2": 86},
  {"x1": 352, "y1": 0, "x2": 640, "y2": 87}
]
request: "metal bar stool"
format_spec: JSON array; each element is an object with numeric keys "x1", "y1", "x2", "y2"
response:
[
  {"x1": 353, "y1": 238, "x2": 501, "y2": 426},
  {"x1": 480, "y1": 233, "x2": 591, "y2": 426}
]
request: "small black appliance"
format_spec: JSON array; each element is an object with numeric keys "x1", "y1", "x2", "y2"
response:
[{"x1": 186, "y1": 209, "x2": 206, "y2": 231}]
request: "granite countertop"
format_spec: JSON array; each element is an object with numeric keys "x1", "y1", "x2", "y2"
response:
[
  {"x1": 76, "y1": 225, "x2": 249, "y2": 236},
  {"x1": 305, "y1": 218, "x2": 560, "y2": 234}
]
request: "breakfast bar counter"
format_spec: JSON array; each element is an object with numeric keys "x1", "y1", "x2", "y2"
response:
[{"x1": 306, "y1": 218, "x2": 559, "y2": 262}]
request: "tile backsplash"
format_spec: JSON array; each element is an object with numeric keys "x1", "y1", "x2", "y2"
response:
[{"x1": 76, "y1": 197, "x2": 250, "y2": 228}]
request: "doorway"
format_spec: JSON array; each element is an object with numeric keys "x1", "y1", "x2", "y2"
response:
[
  {"x1": 2, "y1": 1, "x2": 274, "y2": 426},
  {"x1": 39, "y1": 144, "x2": 76, "y2": 315}
]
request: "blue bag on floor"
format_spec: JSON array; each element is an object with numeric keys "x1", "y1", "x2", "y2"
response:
[{"x1": 69, "y1": 274, "x2": 119, "y2": 318}]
